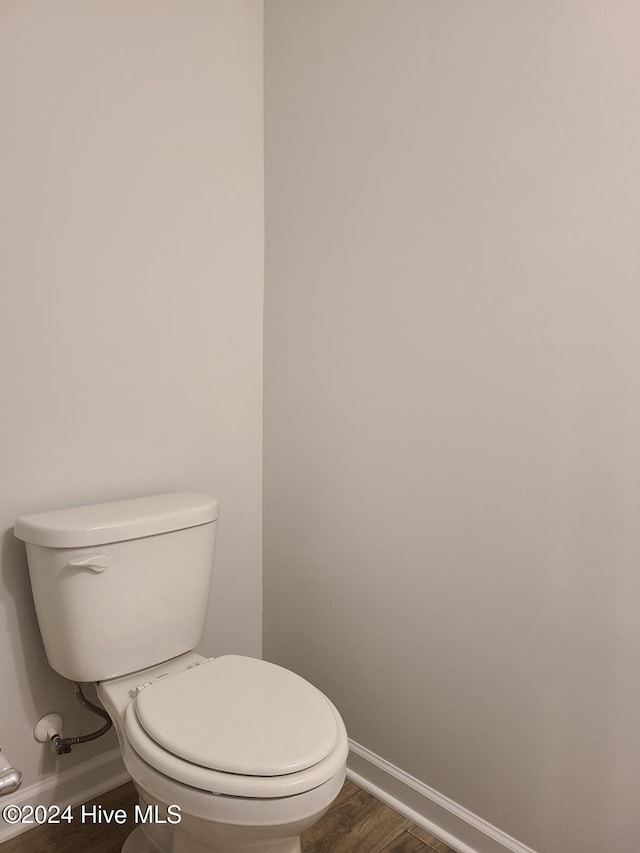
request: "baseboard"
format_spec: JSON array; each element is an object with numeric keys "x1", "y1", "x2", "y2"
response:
[
  {"x1": 0, "y1": 748, "x2": 130, "y2": 843},
  {"x1": 1, "y1": 740, "x2": 537, "y2": 851},
  {"x1": 347, "y1": 741, "x2": 538, "y2": 853}
]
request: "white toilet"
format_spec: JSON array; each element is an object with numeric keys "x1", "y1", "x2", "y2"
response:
[{"x1": 15, "y1": 493, "x2": 348, "y2": 853}]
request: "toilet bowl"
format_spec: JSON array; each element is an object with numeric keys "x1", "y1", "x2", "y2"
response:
[
  {"x1": 97, "y1": 652, "x2": 349, "y2": 853},
  {"x1": 14, "y1": 493, "x2": 349, "y2": 853}
]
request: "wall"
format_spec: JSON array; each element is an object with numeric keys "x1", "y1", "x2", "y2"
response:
[
  {"x1": 263, "y1": 3, "x2": 640, "y2": 852},
  {"x1": 0, "y1": 0, "x2": 263, "y2": 797}
]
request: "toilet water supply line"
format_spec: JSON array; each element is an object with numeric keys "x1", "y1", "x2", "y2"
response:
[
  {"x1": 0, "y1": 684, "x2": 112, "y2": 795},
  {"x1": 0, "y1": 750, "x2": 22, "y2": 797},
  {"x1": 50, "y1": 683, "x2": 112, "y2": 756},
  {"x1": 0, "y1": 685, "x2": 111, "y2": 796}
]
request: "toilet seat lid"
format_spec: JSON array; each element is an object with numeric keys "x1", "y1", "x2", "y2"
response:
[{"x1": 133, "y1": 656, "x2": 339, "y2": 777}]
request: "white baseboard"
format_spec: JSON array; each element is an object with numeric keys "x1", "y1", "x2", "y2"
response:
[
  {"x1": 347, "y1": 741, "x2": 538, "y2": 853},
  {"x1": 0, "y1": 748, "x2": 130, "y2": 843},
  {"x1": 1, "y1": 740, "x2": 538, "y2": 852}
]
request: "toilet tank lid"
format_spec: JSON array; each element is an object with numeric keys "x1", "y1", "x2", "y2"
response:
[{"x1": 14, "y1": 492, "x2": 219, "y2": 548}]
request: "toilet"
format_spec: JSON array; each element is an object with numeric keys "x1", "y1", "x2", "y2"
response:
[{"x1": 15, "y1": 493, "x2": 348, "y2": 853}]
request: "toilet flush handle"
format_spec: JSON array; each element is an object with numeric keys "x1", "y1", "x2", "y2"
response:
[{"x1": 67, "y1": 555, "x2": 108, "y2": 573}]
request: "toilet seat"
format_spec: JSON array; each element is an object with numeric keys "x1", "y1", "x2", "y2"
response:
[
  {"x1": 135, "y1": 655, "x2": 338, "y2": 776},
  {"x1": 123, "y1": 656, "x2": 349, "y2": 799}
]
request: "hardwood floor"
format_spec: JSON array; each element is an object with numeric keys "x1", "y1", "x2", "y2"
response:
[
  {"x1": 0, "y1": 779, "x2": 458, "y2": 853},
  {"x1": 302, "y1": 780, "x2": 457, "y2": 853}
]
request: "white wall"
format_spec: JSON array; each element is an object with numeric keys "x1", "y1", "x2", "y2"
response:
[
  {"x1": 263, "y1": 3, "x2": 640, "y2": 852},
  {"x1": 0, "y1": 0, "x2": 263, "y2": 792}
]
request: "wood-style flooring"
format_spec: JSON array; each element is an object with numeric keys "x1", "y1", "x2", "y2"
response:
[{"x1": 0, "y1": 779, "x2": 458, "y2": 853}]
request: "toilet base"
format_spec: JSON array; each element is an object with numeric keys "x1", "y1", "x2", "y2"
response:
[
  {"x1": 121, "y1": 825, "x2": 165, "y2": 853},
  {"x1": 118, "y1": 732, "x2": 344, "y2": 853},
  {"x1": 172, "y1": 835, "x2": 300, "y2": 853},
  {"x1": 121, "y1": 824, "x2": 301, "y2": 853}
]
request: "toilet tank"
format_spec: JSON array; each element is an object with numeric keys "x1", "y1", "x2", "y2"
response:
[{"x1": 14, "y1": 493, "x2": 219, "y2": 683}]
